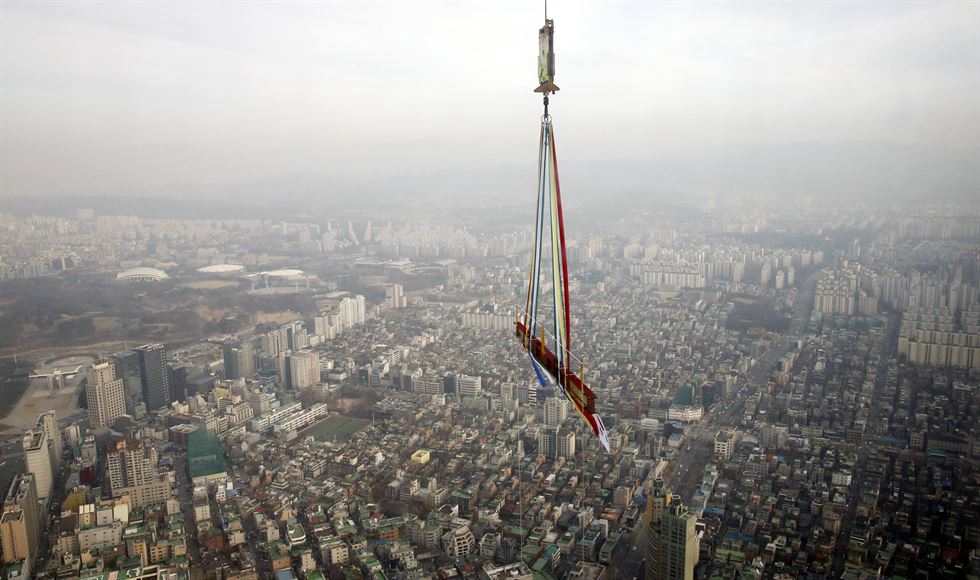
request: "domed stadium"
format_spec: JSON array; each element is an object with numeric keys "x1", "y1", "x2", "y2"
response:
[
  {"x1": 116, "y1": 267, "x2": 169, "y2": 282},
  {"x1": 196, "y1": 264, "x2": 244, "y2": 275},
  {"x1": 263, "y1": 268, "x2": 305, "y2": 279}
]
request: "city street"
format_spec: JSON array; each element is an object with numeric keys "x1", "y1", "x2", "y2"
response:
[{"x1": 174, "y1": 451, "x2": 203, "y2": 573}]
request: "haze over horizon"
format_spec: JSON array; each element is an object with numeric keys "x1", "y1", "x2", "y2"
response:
[{"x1": 2, "y1": 0, "x2": 978, "y2": 203}]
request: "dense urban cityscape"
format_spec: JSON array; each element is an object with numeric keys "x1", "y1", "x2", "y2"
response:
[
  {"x1": 0, "y1": 196, "x2": 977, "y2": 579},
  {"x1": 2, "y1": 1, "x2": 978, "y2": 579}
]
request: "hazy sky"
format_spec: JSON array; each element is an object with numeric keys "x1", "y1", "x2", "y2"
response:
[{"x1": 1, "y1": 0, "x2": 977, "y2": 197}]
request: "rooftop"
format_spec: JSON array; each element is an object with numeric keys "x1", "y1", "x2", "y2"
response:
[{"x1": 187, "y1": 429, "x2": 226, "y2": 479}]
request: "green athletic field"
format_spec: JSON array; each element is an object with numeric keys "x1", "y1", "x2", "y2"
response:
[{"x1": 305, "y1": 416, "x2": 370, "y2": 442}]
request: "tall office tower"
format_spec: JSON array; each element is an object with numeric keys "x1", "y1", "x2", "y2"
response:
[
  {"x1": 222, "y1": 342, "x2": 255, "y2": 380},
  {"x1": 537, "y1": 428, "x2": 557, "y2": 460},
  {"x1": 21, "y1": 428, "x2": 54, "y2": 509},
  {"x1": 37, "y1": 411, "x2": 61, "y2": 469},
  {"x1": 136, "y1": 344, "x2": 172, "y2": 412},
  {"x1": 86, "y1": 358, "x2": 126, "y2": 429},
  {"x1": 0, "y1": 474, "x2": 40, "y2": 573},
  {"x1": 516, "y1": 382, "x2": 538, "y2": 407},
  {"x1": 456, "y1": 374, "x2": 482, "y2": 398},
  {"x1": 386, "y1": 283, "x2": 406, "y2": 309},
  {"x1": 413, "y1": 374, "x2": 445, "y2": 396},
  {"x1": 543, "y1": 397, "x2": 569, "y2": 427},
  {"x1": 112, "y1": 350, "x2": 144, "y2": 416},
  {"x1": 647, "y1": 478, "x2": 697, "y2": 580},
  {"x1": 279, "y1": 350, "x2": 320, "y2": 390}
]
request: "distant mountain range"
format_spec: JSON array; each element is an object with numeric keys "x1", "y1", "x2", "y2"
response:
[{"x1": 2, "y1": 140, "x2": 975, "y2": 219}]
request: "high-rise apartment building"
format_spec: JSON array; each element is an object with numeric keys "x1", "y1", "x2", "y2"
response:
[
  {"x1": 86, "y1": 358, "x2": 126, "y2": 429},
  {"x1": 279, "y1": 350, "x2": 320, "y2": 390},
  {"x1": 261, "y1": 328, "x2": 286, "y2": 357},
  {"x1": 557, "y1": 431, "x2": 576, "y2": 458},
  {"x1": 313, "y1": 313, "x2": 331, "y2": 339},
  {"x1": 281, "y1": 321, "x2": 308, "y2": 351},
  {"x1": 386, "y1": 283, "x2": 406, "y2": 309},
  {"x1": 538, "y1": 428, "x2": 575, "y2": 460},
  {"x1": 647, "y1": 479, "x2": 698, "y2": 580},
  {"x1": 262, "y1": 322, "x2": 308, "y2": 357},
  {"x1": 0, "y1": 474, "x2": 40, "y2": 573},
  {"x1": 222, "y1": 342, "x2": 255, "y2": 380},
  {"x1": 106, "y1": 438, "x2": 170, "y2": 508},
  {"x1": 543, "y1": 397, "x2": 569, "y2": 427},
  {"x1": 342, "y1": 295, "x2": 366, "y2": 328},
  {"x1": 136, "y1": 344, "x2": 172, "y2": 412},
  {"x1": 313, "y1": 295, "x2": 366, "y2": 338},
  {"x1": 339, "y1": 295, "x2": 366, "y2": 330},
  {"x1": 106, "y1": 438, "x2": 157, "y2": 490}
]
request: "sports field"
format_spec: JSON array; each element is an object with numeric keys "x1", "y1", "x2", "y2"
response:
[{"x1": 305, "y1": 416, "x2": 371, "y2": 442}]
